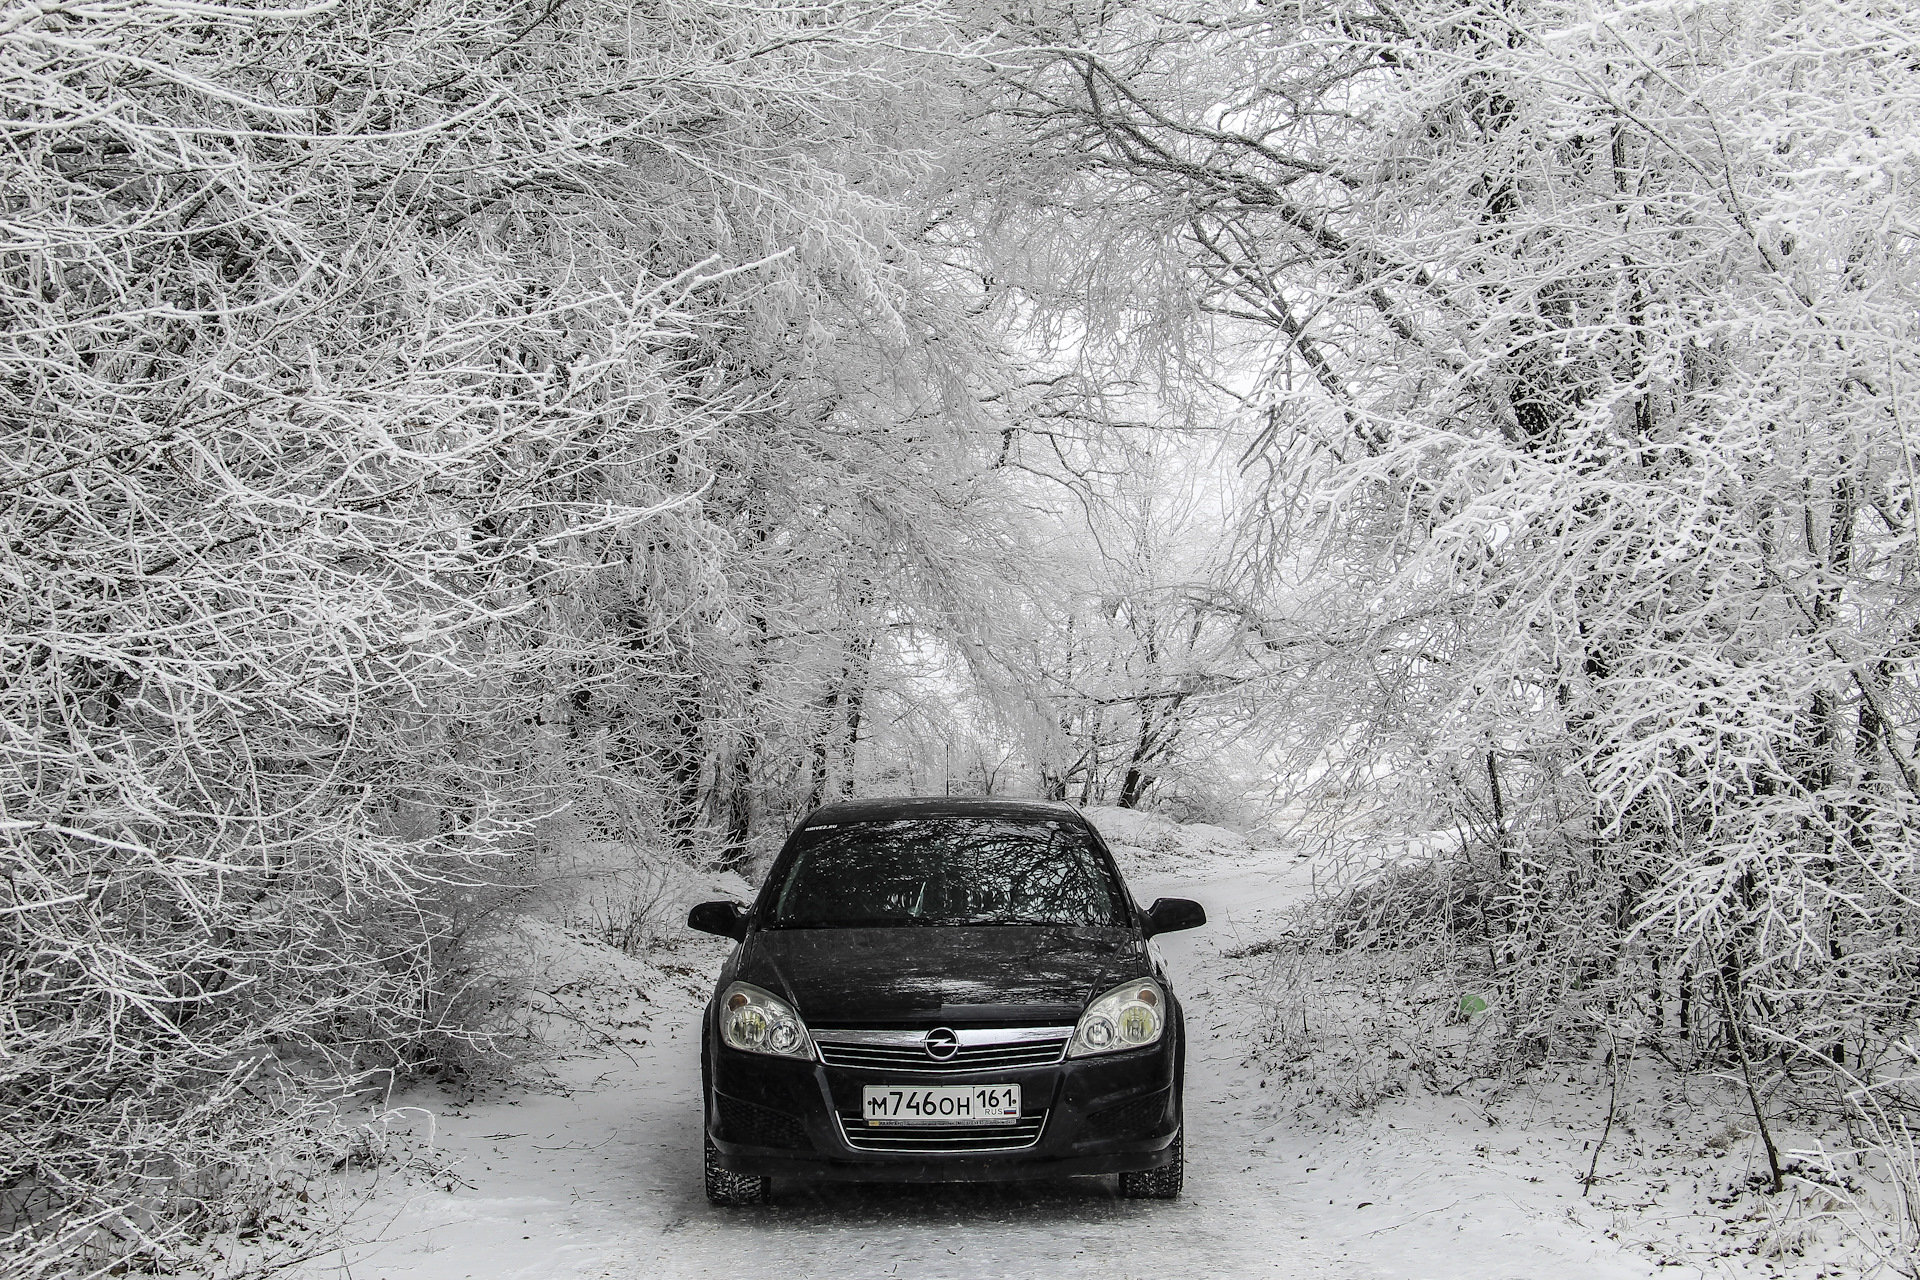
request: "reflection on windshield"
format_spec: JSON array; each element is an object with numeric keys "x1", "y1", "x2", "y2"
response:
[{"x1": 768, "y1": 817, "x2": 1125, "y2": 928}]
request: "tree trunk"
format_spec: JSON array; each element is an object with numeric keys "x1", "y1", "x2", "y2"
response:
[
  {"x1": 838, "y1": 633, "x2": 873, "y2": 799},
  {"x1": 662, "y1": 673, "x2": 707, "y2": 855},
  {"x1": 718, "y1": 614, "x2": 767, "y2": 874}
]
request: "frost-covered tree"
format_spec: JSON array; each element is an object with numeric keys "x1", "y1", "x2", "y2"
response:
[
  {"x1": 994, "y1": 0, "x2": 1920, "y2": 1079},
  {"x1": 0, "y1": 0, "x2": 1037, "y2": 1270},
  {"x1": 532, "y1": 16, "x2": 1058, "y2": 865},
  {"x1": 976, "y1": 433, "x2": 1283, "y2": 811}
]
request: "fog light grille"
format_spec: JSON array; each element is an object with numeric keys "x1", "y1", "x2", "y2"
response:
[
  {"x1": 1087, "y1": 1090, "x2": 1170, "y2": 1137},
  {"x1": 716, "y1": 1094, "x2": 809, "y2": 1150}
]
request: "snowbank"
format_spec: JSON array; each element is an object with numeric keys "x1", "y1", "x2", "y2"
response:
[{"x1": 1082, "y1": 804, "x2": 1255, "y2": 876}]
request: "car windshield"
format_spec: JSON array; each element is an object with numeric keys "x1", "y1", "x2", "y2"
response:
[{"x1": 766, "y1": 817, "x2": 1127, "y2": 929}]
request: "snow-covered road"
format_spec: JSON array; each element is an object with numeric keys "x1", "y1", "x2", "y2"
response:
[{"x1": 291, "y1": 841, "x2": 1660, "y2": 1280}]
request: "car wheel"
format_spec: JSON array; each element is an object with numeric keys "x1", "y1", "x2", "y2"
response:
[
  {"x1": 1119, "y1": 1125, "x2": 1183, "y2": 1200},
  {"x1": 704, "y1": 1132, "x2": 770, "y2": 1205}
]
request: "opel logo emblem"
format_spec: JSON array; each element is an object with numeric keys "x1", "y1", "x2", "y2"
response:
[{"x1": 923, "y1": 1027, "x2": 960, "y2": 1061}]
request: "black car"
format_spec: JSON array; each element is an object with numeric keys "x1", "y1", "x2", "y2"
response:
[{"x1": 687, "y1": 795, "x2": 1206, "y2": 1204}]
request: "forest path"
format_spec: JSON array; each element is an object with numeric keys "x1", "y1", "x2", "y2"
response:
[{"x1": 293, "y1": 844, "x2": 1658, "y2": 1280}]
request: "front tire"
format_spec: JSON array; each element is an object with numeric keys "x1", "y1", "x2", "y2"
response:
[
  {"x1": 704, "y1": 1132, "x2": 770, "y2": 1205},
  {"x1": 1119, "y1": 1125, "x2": 1183, "y2": 1200}
]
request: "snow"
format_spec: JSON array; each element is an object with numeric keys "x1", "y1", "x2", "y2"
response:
[
  {"x1": 1083, "y1": 805, "x2": 1251, "y2": 867},
  {"x1": 258, "y1": 819, "x2": 1889, "y2": 1280}
]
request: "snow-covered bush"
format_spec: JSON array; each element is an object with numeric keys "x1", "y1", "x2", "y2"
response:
[{"x1": 0, "y1": 0, "x2": 705, "y2": 1263}]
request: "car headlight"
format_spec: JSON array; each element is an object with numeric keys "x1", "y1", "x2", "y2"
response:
[
  {"x1": 718, "y1": 981, "x2": 814, "y2": 1059},
  {"x1": 1068, "y1": 978, "x2": 1166, "y2": 1057}
]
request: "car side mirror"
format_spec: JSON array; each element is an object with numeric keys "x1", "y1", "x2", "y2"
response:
[
  {"x1": 1143, "y1": 897, "x2": 1206, "y2": 938},
  {"x1": 687, "y1": 900, "x2": 748, "y2": 942}
]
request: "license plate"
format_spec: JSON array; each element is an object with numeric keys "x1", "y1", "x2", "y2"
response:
[{"x1": 861, "y1": 1084, "x2": 1021, "y2": 1127}]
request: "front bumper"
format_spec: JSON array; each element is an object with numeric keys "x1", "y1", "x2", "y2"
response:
[{"x1": 705, "y1": 1021, "x2": 1182, "y2": 1184}]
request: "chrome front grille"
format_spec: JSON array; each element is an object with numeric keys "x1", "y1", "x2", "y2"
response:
[
  {"x1": 813, "y1": 1026, "x2": 1073, "y2": 1074},
  {"x1": 839, "y1": 1112, "x2": 1047, "y2": 1152}
]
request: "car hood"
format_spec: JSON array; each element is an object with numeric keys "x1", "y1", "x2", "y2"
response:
[{"x1": 735, "y1": 926, "x2": 1148, "y2": 1027}]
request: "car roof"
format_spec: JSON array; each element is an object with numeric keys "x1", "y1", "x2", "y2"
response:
[{"x1": 796, "y1": 795, "x2": 1085, "y2": 828}]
